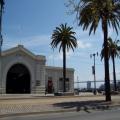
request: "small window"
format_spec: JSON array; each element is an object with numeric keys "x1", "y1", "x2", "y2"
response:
[
  {"x1": 46, "y1": 77, "x2": 54, "y2": 93},
  {"x1": 59, "y1": 78, "x2": 69, "y2": 92},
  {"x1": 36, "y1": 80, "x2": 40, "y2": 86},
  {"x1": 48, "y1": 77, "x2": 52, "y2": 81}
]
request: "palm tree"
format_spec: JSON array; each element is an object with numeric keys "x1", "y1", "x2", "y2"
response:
[
  {"x1": 0, "y1": 0, "x2": 4, "y2": 28},
  {"x1": 0, "y1": 0, "x2": 4, "y2": 53},
  {"x1": 101, "y1": 37, "x2": 120, "y2": 91},
  {"x1": 68, "y1": 0, "x2": 120, "y2": 101},
  {"x1": 51, "y1": 23, "x2": 77, "y2": 92}
]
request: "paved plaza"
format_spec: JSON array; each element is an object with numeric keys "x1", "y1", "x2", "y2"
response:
[{"x1": 0, "y1": 94, "x2": 120, "y2": 117}]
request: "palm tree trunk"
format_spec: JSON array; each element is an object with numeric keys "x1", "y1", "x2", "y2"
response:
[
  {"x1": 0, "y1": 1, "x2": 2, "y2": 33},
  {"x1": 0, "y1": 0, "x2": 4, "y2": 36},
  {"x1": 102, "y1": 18, "x2": 111, "y2": 101},
  {"x1": 112, "y1": 55, "x2": 117, "y2": 91},
  {"x1": 63, "y1": 46, "x2": 66, "y2": 92},
  {"x1": 0, "y1": 2, "x2": 3, "y2": 54},
  {"x1": 0, "y1": 0, "x2": 4, "y2": 56}
]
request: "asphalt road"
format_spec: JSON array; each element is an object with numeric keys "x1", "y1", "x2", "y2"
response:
[{"x1": 0, "y1": 109, "x2": 120, "y2": 120}]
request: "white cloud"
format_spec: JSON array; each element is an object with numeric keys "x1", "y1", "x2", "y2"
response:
[
  {"x1": 77, "y1": 40, "x2": 92, "y2": 49},
  {"x1": 23, "y1": 35, "x2": 51, "y2": 47},
  {"x1": 3, "y1": 35, "x2": 51, "y2": 50},
  {"x1": 48, "y1": 50, "x2": 74, "y2": 62},
  {"x1": 74, "y1": 28, "x2": 89, "y2": 38}
]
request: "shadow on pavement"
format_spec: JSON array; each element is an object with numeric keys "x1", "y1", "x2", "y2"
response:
[{"x1": 53, "y1": 100, "x2": 111, "y2": 112}]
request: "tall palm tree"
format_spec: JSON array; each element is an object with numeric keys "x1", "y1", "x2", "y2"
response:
[
  {"x1": 68, "y1": 0, "x2": 120, "y2": 101},
  {"x1": 101, "y1": 37, "x2": 120, "y2": 91},
  {"x1": 51, "y1": 23, "x2": 77, "y2": 92},
  {"x1": 0, "y1": 0, "x2": 4, "y2": 53},
  {"x1": 0, "y1": 0, "x2": 4, "y2": 29}
]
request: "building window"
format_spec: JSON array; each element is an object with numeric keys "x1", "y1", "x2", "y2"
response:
[
  {"x1": 59, "y1": 78, "x2": 63, "y2": 92},
  {"x1": 46, "y1": 77, "x2": 54, "y2": 93},
  {"x1": 48, "y1": 77, "x2": 52, "y2": 81},
  {"x1": 66, "y1": 78, "x2": 69, "y2": 92},
  {"x1": 59, "y1": 78, "x2": 69, "y2": 92},
  {"x1": 36, "y1": 80, "x2": 40, "y2": 86}
]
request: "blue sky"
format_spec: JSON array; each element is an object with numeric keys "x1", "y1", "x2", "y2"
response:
[{"x1": 2, "y1": 0, "x2": 120, "y2": 85}]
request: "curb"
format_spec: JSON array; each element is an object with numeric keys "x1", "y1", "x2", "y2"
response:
[
  {"x1": 0, "y1": 95, "x2": 103, "y2": 100},
  {"x1": 0, "y1": 109, "x2": 76, "y2": 118},
  {"x1": 0, "y1": 104, "x2": 120, "y2": 118}
]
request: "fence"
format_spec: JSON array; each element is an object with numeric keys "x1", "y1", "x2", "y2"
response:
[{"x1": 74, "y1": 80, "x2": 120, "y2": 92}]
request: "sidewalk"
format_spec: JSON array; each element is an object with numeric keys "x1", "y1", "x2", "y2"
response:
[{"x1": 0, "y1": 94, "x2": 120, "y2": 118}]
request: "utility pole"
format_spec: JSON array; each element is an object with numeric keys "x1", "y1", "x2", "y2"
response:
[
  {"x1": 90, "y1": 52, "x2": 98, "y2": 95},
  {"x1": 77, "y1": 76, "x2": 79, "y2": 90}
]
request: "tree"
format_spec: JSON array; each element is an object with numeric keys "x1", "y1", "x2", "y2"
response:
[
  {"x1": 67, "y1": 0, "x2": 120, "y2": 101},
  {"x1": 101, "y1": 37, "x2": 120, "y2": 91},
  {"x1": 0, "y1": 0, "x2": 4, "y2": 53},
  {"x1": 51, "y1": 23, "x2": 77, "y2": 92},
  {"x1": 0, "y1": 0, "x2": 4, "y2": 33}
]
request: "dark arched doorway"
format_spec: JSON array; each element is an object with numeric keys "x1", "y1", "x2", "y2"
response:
[{"x1": 6, "y1": 64, "x2": 30, "y2": 94}]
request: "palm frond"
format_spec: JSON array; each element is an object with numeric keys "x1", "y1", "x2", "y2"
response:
[
  {"x1": 101, "y1": 37, "x2": 120, "y2": 60},
  {"x1": 51, "y1": 23, "x2": 77, "y2": 52},
  {"x1": 72, "y1": 0, "x2": 120, "y2": 35}
]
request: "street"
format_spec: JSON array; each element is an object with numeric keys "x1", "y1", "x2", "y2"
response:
[{"x1": 0, "y1": 109, "x2": 120, "y2": 120}]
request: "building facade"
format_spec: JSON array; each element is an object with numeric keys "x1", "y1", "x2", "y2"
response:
[{"x1": 0, "y1": 45, "x2": 74, "y2": 94}]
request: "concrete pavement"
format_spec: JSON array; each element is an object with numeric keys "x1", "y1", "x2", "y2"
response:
[
  {"x1": 0, "y1": 94, "x2": 120, "y2": 118},
  {"x1": 1, "y1": 109, "x2": 120, "y2": 120}
]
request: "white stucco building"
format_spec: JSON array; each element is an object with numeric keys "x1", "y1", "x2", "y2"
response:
[{"x1": 0, "y1": 45, "x2": 74, "y2": 94}]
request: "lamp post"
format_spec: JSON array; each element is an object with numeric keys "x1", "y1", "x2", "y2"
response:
[{"x1": 90, "y1": 52, "x2": 98, "y2": 95}]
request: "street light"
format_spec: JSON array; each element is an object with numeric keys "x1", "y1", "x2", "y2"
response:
[{"x1": 90, "y1": 52, "x2": 98, "y2": 95}]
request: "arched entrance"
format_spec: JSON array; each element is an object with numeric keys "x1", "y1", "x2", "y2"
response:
[{"x1": 6, "y1": 64, "x2": 30, "y2": 94}]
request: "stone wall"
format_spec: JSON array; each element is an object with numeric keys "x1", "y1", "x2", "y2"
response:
[
  {"x1": 0, "y1": 46, "x2": 46, "y2": 94},
  {"x1": 0, "y1": 45, "x2": 74, "y2": 94},
  {"x1": 45, "y1": 66, "x2": 74, "y2": 93}
]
